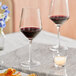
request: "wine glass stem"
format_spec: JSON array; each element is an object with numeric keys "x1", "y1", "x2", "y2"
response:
[
  {"x1": 57, "y1": 25, "x2": 60, "y2": 52},
  {"x1": 28, "y1": 40, "x2": 32, "y2": 63}
]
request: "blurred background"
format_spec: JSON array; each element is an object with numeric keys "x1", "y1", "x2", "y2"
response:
[{"x1": 1, "y1": 0, "x2": 76, "y2": 39}]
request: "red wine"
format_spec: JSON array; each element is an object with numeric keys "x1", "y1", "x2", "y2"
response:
[
  {"x1": 49, "y1": 15, "x2": 69, "y2": 24},
  {"x1": 21, "y1": 27, "x2": 41, "y2": 40}
]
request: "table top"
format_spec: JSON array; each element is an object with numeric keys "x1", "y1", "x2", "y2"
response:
[
  {"x1": 0, "y1": 30, "x2": 76, "y2": 76},
  {"x1": 1, "y1": 30, "x2": 76, "y2": 56}
]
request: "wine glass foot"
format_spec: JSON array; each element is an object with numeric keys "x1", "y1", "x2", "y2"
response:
[
  {"x1": 21, "y1": 60, "x2": 40, "y2": 68},
  {"x1": 49, "y1": 45, "x2": 68, "y2": 51}
]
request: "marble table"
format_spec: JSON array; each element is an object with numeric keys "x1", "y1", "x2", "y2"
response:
[{"x1": 0, "y1": 31, "x2": 76, "y2": 76}]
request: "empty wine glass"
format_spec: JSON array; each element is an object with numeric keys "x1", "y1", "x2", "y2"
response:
[
  {"x1": 49, "y1": 0, "x2": 69, "y2": 52},
  {"x1": 19, "y1": 8, "x2": 42, "y2": 67}
]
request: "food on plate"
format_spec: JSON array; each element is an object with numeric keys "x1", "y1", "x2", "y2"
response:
[
  {"x1": 0, "y1": 68, "x2": 21, "y2": 76},
  {"x1": 4, "y1": 68, "x2": 16, "y2": 75},
  {"x1": 0, "y1": 68, "x2": 37, "y2": 76},
  {"x1": 28, "y1": 73, "x2": 37, "y2": 76}
]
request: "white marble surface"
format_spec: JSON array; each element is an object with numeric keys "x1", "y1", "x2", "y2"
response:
[
  {"x1": 1, "y1": 40, "x2": 76, "y2": 76},
  {"x1": 0, "y1": 31, "x2": 76, "y2": 76},
  {"x1": 0, "y1": 30, "x2": 76, "y2": 56}
]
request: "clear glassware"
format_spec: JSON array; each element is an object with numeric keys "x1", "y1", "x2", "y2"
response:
[
  {"x1": 19, "y1": 8, "x2": 42, "y2": 68},
  {"x1": 0, "y1": 27, "x2": 5, "y2": 65},
  {"x1": 52, "y1": 49, "x2": 68, "y2": 76},
  {"x1": 49, "y1": 0, "x2": 69, "y2": 52},
  {"x1": 53, "y1": 49, "x2": 67, "y2": 68},
  {"x1": 0, "y1": 28, "x2": 5, "y2": 50}
]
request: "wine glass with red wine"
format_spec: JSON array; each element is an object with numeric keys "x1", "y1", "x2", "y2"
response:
[
  {"x1": 49, "y1": 0, "x2": 69, "y2": 52},
  {"x1": 20, "y1": 8, "x2": 42, "y2": 67}
]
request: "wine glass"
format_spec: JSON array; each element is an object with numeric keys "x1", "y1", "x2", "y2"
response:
[
  {"x1": 19, "y1": 8, "x2": 42, "y2": 67},
  {"x1": 49, "y1": 0, "x2": 69, "y2": 52}
]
